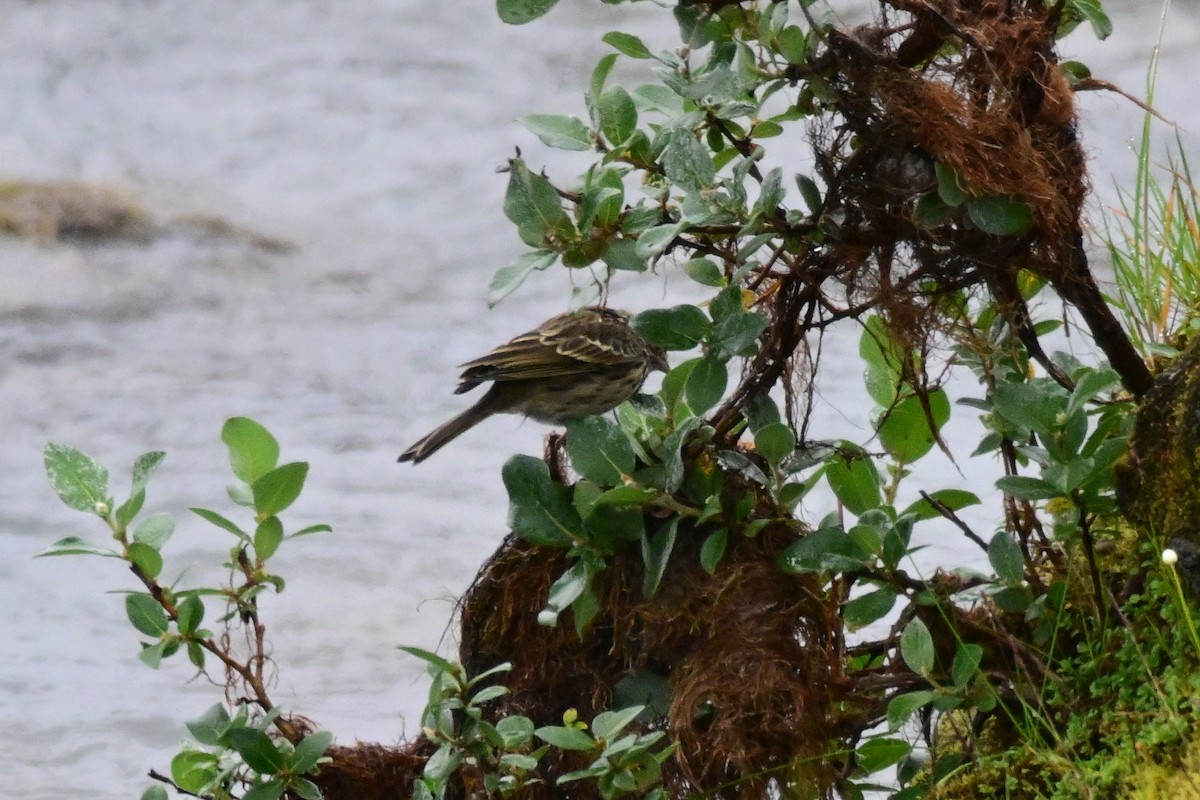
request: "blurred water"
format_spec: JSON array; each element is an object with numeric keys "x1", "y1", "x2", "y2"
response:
[{"x1": 0, "y1": 1, "x2": 1197, "y2": 797}]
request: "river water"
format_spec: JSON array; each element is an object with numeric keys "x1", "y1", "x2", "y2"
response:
[{"x1": 1, "y1": 1, "x2": 1197, "y2": 797}]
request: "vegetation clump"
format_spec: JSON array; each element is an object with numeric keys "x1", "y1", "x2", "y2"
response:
[{"x1": 36, "y1": 1, "x2": 1200, "y2": 799}]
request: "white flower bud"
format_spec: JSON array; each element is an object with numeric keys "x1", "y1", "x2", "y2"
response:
[
  {"x1": 1163, "y1": 548, "x2": 1179, "y2": 566},
  {"x1": 94, "y1": 501, "x2": 110, "y2": 516}
]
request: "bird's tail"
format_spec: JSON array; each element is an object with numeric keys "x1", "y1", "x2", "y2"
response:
[{"x1": 398, "y1": 399, "x2": 494, "y2": 464}]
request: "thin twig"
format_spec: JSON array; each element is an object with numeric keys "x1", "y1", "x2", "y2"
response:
[{"x1": 918, "y1": 490, "x2": 989, "y2": 552}]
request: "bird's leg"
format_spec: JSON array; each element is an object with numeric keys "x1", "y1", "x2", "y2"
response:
[{"x1": 545, "y1": 431, "x2": 569, "y2": 483}]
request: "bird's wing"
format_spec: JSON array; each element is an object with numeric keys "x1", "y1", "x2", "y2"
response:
[{"x1": 454, "y1": 309, "x2": 640, "y2": 391}]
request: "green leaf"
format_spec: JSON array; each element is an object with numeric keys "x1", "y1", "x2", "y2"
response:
[
  {"x1": 187, "y1": 641, "x2": 206, "y2": 668},
  {"x1": 593, "y1": 485, "x2": 658, "y2": 508},
  {"x1": 566, "y1": 416, "x2": 636, "y2": 486},
  {"x1": 1066, "y1": 367, "x2": 1119, "y2": 416},
  {"x1": 290, "y1": 778, "x2": 323, "y2": 800},
  {"x1": 133, "y1": 511, "x2": 176, "y2": 550},
  {"x1": 913, "y1": 192, "x2": 956, "y2": 228},
  {"x1": 593, "y1": 706, "x2": 644, "y2": 741},
  {"x1": 601, "y1": 238, "x2": 645, "y2": 272},
  {"x1": 177, "y1": 594, "x2": 205, "y2": 635},
  {"x1": 497, "y1": 715, "x2": 536, "y2": 748},
  {"x1": 242, "y1": 780, "x2": 286, "y2": 800},
  {"x1": 503, "y1": 455, "x2": 581, "y2": 547},
  {"x1": 631, "y1": 305, "x2": 711, "y2": 350},
  {"x1": 877, "y1": 390, "x2": 950, "y2": 463},
  {"x1": 487, "y1": 249, "x2": 557, "y2": 306},
  {"x1": 127, "y1": 542, "x2": 164, "y2": 580},
  {"x1": 684, "y1": 354, "x2": 727, "y2": 414},
  {"x1": 293, "y1": 731, "x2": 334, "y2": 773},
  {"x1": 190, "y1": 507, "x2": 248, "y2": 539},
  {"x1": 186, "y1": 704, "x2": 232, "y2": 746},
  {"x1": 700, "y1": 528, "x2": 727, "y2": 575},
  {"x1": 37, "y1": 536, "x2": 121, "y2": 558},
  {"x1": 227, "y1": 482, "x2": 254, "y2": 507},
  {"x1": 934, "y1": 162, "x2": 968, "y2": 206},
  {"x1": 251, "y1": 462, "x2": 308, "y2": 517},
  {"x1": 589, "y1": 53, "x2": 619, "y2": 110},
  {"x1": 859, "y1": 315, "x2": 904, "y2": 406},
  {"x1": 755, "y1": 422, "x2": 795, "y2": 467},
  {"x1": 663, "y1": 128, "x2": 716, "y2": 192},
  {"x1": 774, "y1": 25, "x2": 808, "y2": 63},
  {"x1": 883, "y1": 524, "x2": 915, "y2": 573},
  {"x1": 1067, "y1": 0, "x2": 1112, "y2": 39},
  {"x1": 843, "y1": 588, "x2": 897, "y2": 631},
  {"x1": 991, "y1": 380, "x2": 1067, "y2": 437},
  {"x1": 713, "y1": 312, "x2": 767, "y2": 359},
  {"x1": 115, "y1": 489, "x2": 146, "y2": 529},
  {"x1": 951, "y1": 643, "x2": 983, "y2": 688},
  {"x1": 966, "y1": 195, "x2": 1035, "y2": 236},
  {"x1": 255, "y1": 516, "x2": 285, "y2": 560},
  {"x1": 126, "y1": 593, "x2": 169, "y2": 637},
  {"x1": 848, "y1": 520, "x2": 884, "y2": 557},
  {"x1": 900, "y1": 618, "x2": 934, "y2": 675},
  {"x1": 222, "y1": 418, "x2": 280, "y2": 485},
  {"x1": 398, "y1": 645, "x2": 456, "y2": 675},
  {"x1": 745, "y1": 395, "x2": 782, "y2": 433},
  {"x1": 603, "y1": 31, "x2": 653, "y2": 59},
  {"x1": 539, "y1": 560, "x2": 592, "y2": 627},
  {"x1": 138, "y1": 639, "x2": 169, "y2": 669},
  {"x1": 1059, "y1": 59, "x2": 1092, "y2": 85},
  {"x1": 130, "y1": 450, "x2": 166, "y2": 494},
  {"x1": 580, "y1": 181, "x2": 623, "y2": 233},
  {"x1": 857, "y1": 737, "x2": 912, "y2": 774},
  {"x1": 993, "y1": 585, "x2": 1033, "y2": 613},
  {"x1": 825, "y1": 446, "x2": 882, "y2": 515},
  {"x1": 753, "y1": 168, "x2": 786, "y2": 219},
  {"x1": 635, "y1": 221, "x2": 686, "y2": 259},
  {"x1": 682, "y1": 258, "x2": 726, "y2": 287},
  {"x1": 225, "y1": 728, "x2": 287, "y2": 774},
  {"x1": 171, "y1": 750, "x2": 220, "y2": 794},
  {"x1": 44, "y1": 443, "x2": 109, "y2": 513},
  {"x1": 497, "y1": 0, "x2": 560, "y2": 24},
  {"x1": 642, "y1": 518, "x2": 679, "y2": 598},
  {"x1": 470, "y1": 685, "x2": 509, "y2": 706},
  {"x1": 659, "y1": 417, "x2": 701, "y2": 493},
  {"x1": 292, "y1": 523, "x2": 333, "y2": 537},
  {"x1": 709, "y1": 285, "x2": 745, "y2": 323},
  {"x1": 520, "y1": 114, "x2": 592, "y2": 150},
  {"x1": 141, "y1": 786, "x2": 170, "y2": 800},
  {"x1": 504, "y1": 158, "x2": 570, "y2": 247},
  {"x1": 887, "y1": 690, "x2": 935, "y2": 731},
  {"x1": 796, "y1": 174, "x2": 822, "y2": 215},
  {"x1": 598, "y1": 86, "x2": 638, "y2": 146},
  {"x1": 901, "y1": 490, "x2": 981, "y2": 522},
  {"x1": 779, "y1": 527, "x2": 865, "y2": 574},
  {"x1": 988, "y1": 532, "x2": 1025, "y2": 584},
  {"x1": 535, "y1": 725, "x2": 596, "y2": 751},
  {"x1": 996, "y1": 475, "x2": 1061, "y2": 501}
]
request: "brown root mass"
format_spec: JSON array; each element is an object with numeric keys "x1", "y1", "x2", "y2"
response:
[{"x1": 461, "y1": 524, "x2": 838, "y2": 797}]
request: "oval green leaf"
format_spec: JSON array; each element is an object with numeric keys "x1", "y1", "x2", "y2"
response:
[
  {"x1": 221, "y1": 418, "x2": 279, "y2": 485},
  {"x1": 251, "y1": 462, "x2": 309, "y2": 517},
  {"x1": 44, "y1": 443, "x2": 110, "y2": 513},
  {"x1": 126, "y1": 593, "x2": 169, "y2": 637},
  {"x1": 497, "y1": 0, "x2": 560, "y2": 24}
]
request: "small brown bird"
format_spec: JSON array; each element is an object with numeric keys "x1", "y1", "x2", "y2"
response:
[{"x1": 398, "y1": 307, "x2": 669, "y2": 464}]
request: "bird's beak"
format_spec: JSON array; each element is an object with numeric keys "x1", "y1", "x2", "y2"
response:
[{"x1": 650, "y1": 348, "x2": 671, "y2": 374}]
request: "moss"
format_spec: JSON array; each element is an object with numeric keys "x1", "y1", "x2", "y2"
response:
[
  {"x1": 1123, "y1": 729, "x2": 1200, "y2": 799},
  {"x1": 1116, "y1": 337, "x2": 1200, "y2": 550}
]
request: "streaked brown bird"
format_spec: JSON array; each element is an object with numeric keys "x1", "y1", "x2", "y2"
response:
[{"x1": 398, "y1": 307, "x2": 669, "y2": 464}]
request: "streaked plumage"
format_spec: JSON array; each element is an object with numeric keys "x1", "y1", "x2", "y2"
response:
[{"x1": 398, "y1": 307, "x2": 668, "y2": 464}]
